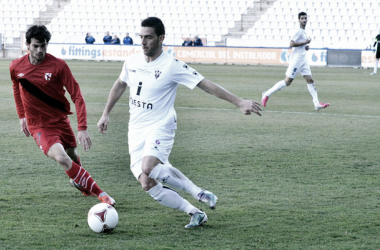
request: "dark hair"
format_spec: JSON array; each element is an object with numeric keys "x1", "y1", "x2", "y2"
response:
[
  {"x1": 25, "y1": 25, "x2": 51, "y2": 44},
  {"x1": 298, "y1": 12, "x2": 307, "y2": 19},
  {"x1": 141, "y1": 17, "x2": 165, "y2": 37}
]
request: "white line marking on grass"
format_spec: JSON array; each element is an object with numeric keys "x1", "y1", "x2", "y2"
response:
[
  {"x1": 264, "y1": 110, "x2": 380, "y2": 119},
  {"x1": 176, "y1": 107, "x2": 380, "y2": 119}
]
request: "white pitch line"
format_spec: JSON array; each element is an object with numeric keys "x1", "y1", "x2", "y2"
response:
[
  {"x1": 2, "y1": 97, "x2": 380, "y2": 119},
  {"x1": 176, "y1": 107, "x2": 380, "y2": 119}
]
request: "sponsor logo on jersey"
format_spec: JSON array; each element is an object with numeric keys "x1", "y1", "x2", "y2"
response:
[
  {"x1": 155, "y1": 140, "x2": 160, "y2": 145},
  {"x1": 137, "y1": 68, "x2": 151, "y2": 74},
  {"x1": 17, "y1": 73, "x2": 25, "y2": 77},
  {"x1": 155, "y1": 70, "x2": 161, "y2": 79},
  {"x1": 45, "y1": 73, "x2": 52, "y2": 81},
  {"x1": 129, "y1": 69, "x2": 136, "y2": 73},
  {"x1": 129, "y1": 97, "x2": 153, "y2": 110}
]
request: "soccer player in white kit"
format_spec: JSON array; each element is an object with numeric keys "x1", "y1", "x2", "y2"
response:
[
  {"x1": 97, "y1": 17, "x2": 262, "y2": 228},
  {"x1": 261, "y1": 12, "x2": 330, "y2": 111}
]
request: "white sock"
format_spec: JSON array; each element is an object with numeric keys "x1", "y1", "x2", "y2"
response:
[
  {"x1": 264, "y1": 80, "x2": 287, "y2": 96},
  {"x1": 149, "y1": 163, "x2": 202, "y2": 200},
  {"x1": 307, "y1": 83, "x2": 320, "y2": 105},
  {"x1": 147, "y1": 182, "x2": 198, "y2": 214},
  {"x1": 374, "y1": 60, "x2": 378, "y2": 73}
]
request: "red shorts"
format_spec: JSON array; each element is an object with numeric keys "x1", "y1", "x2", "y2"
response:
[{"x1": 30, "y1": 118, "x2": 77, "y2": 155}]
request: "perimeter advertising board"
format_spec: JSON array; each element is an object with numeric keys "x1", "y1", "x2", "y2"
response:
[
  {"x1": 47, "y1": 44, "x2": 327, "y2": 66},
  {"x1": 361, "y1": 50, "x2": 377, "y2": 68}
]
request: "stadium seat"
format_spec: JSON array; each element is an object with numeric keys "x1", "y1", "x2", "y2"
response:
[{"x1": 0, "y1": 0, "x2": 366, "y2": 49}]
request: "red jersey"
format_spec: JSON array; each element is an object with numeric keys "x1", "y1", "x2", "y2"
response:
[{"x1": 10, "y1": 53, "x2": 87, "y2": 131}]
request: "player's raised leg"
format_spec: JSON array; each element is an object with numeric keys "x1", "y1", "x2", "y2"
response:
[
  {"x1": 48, "y1": 143, "x2": 115, "y2": 205},
  {"x1": 261, "y1": 80, "x2": 287, "y2": 107},
  {"x1": 66, "y1": 147, "x2": 95, "y2": 196},
  {"x1": 262, "y1": 76, "x2": 293, "y2": 107}
]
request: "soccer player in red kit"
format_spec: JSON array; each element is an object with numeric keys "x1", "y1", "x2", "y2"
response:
[{"x1": 9, "y1": 25, "x2": 115, "y2": 206}]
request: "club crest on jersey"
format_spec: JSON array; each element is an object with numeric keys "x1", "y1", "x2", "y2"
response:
[
  {"x1": 155, "y1": 70, "x2": 161, "y2": 79},
  {"x1": 45, "y1": 73, "x2": 52, "y2": 81}
]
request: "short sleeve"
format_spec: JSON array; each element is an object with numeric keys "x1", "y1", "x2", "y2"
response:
[
  {"x1": 170, "y1": 59, "x2": 205, "y2": 90},
  {"x1": 291, "y1": 30, "x2": 302, "y2": 42},
  {"x1": 119, "y1": 60, "x2": 129, "y2": 85}
]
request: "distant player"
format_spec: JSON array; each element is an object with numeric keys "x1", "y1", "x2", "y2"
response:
[
  {"x1": 97, "y1": 17, "x2": 262, "y2": 228},
  {"x1": 10, "y1": 25, "x2": 115, "y2": 206},
  {"x1": 261, "y1": 12, "x2": 330, "y2": 111},
  {"x1": 370, "y1": 30, "x2": 380, "y2": 75}
]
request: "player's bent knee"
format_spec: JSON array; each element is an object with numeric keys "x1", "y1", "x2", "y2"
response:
[
  {"x1": 141, "y1": 180, "x2": 158, "y2": 191},
  {"x1": 139, "y1": 173, "x2": 158, "y2": 191},
  {"x1": 141, "y1": 165, "x2": 152, "y2": 176},
  {"x1": 285, "y1": 78, "x2": 293, "y2": 86}
]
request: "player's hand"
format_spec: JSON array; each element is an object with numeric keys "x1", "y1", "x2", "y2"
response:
[
  {"x1": 306, "y1": 37, "x2": 312, "y2": 44},
  {"x1": 238, "y1": 100, "x2": 262, "y2": 116},
  {"x1": 78, "y1": 130, "x2": 92, "y2": 151},
  {"x1": 19, "y1": 118, "x2": 30, "y2": 137},
  {"x1": 97, "y1": 115, "x2": 110, "y2": 134}
]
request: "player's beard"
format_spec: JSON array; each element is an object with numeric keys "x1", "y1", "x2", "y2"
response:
[
  {"x1": 144, "y1": 41, "x2": 161, "y2": 57},
  {"x1": 29, "y1": 51, "x2": 45, "y2": 64}
]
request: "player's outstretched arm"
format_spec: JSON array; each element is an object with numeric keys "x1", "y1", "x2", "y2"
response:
[
  {"x1": 77, "y1": 130, "x2": 92, "y2": 151},
  {"x1": 197, "y1": 78, "x2": 262, "y2": 116},
  {"x1": 97, "y1": 78, "x2": 127, "y2": 134},
  {"x1": 19, "y1": 118, "x2": 30, "y2": 137}
]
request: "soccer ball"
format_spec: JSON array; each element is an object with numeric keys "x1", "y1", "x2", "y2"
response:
[{"x1": 87, "y1": 203, "x2": 119, "y2": 233}]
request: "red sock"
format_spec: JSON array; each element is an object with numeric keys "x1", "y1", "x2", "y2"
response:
[{"x1": 65, "y1": 161, "x2": 103, "y2": 196}]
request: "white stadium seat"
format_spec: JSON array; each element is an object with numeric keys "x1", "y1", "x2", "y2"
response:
[{"x1": 0, "y1": 0, "x2": 369, "y2": 49}]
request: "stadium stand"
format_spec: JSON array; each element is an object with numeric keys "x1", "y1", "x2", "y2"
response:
[
  {"x1": 0, "y1": 0, "x2": 379, "y2": 49},
  {"x1": 242, "y1": 0, "x2": 380, "y2": 49},
  {"x1": 43, "y1": 0, "x2": 253, "y2": 45}
]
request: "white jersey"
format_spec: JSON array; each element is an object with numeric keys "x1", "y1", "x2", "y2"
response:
[
  {"x1": 119, "y1": 51, "x2": 205, "y2": 130},
  {"x1": 290, "y1": 28, "x2": 308, "y2": 61}
]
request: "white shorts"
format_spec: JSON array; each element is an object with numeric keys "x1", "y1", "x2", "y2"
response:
[
  {"x1": 128, "y1": 128, "x2": 175, "y2": 179},
  {"x1": 285, "y1": 57, "x2": 311, "y2": 78}
]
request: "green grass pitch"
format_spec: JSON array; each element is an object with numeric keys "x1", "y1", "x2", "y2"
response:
[{"x1": 1, "y1": 58, "x2": 380, "y2": 249}]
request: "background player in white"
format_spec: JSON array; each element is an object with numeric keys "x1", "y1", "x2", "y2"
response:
[
  {"x1": 261, "y1": 12, "x2": 330, "y2": 111},
  {"x1": 97, "y1": 17, "x2": 262, "y2": 228},
  {"x1": 370, "y1": 30, "x2": 380, "y2": 75}
]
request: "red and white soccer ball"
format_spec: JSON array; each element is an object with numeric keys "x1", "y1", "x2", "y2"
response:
[{"x1": 87, "y1": 203, "x2": 119, "y2": 233}]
